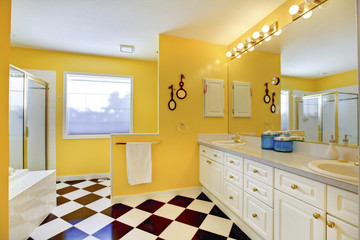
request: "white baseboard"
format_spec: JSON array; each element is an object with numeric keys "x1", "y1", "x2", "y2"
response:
[
  {"x1": 201, "y1": 187, "x2": 262, "y2": 240},
  {"x1": 111, "y1": 186, "x2": 202, "y2": 205},
  {"x1": 57, "y1": 173, "x2": 110, "y2": 182}
]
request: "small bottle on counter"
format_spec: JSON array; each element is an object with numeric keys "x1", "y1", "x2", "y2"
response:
[{"x1": 325, "y1": 135, "x2": 340, "y2": 160}]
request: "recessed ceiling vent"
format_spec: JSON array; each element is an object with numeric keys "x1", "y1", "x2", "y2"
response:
[{"x1": 120, "y1": 45, "x2": 135, "y2": 53}]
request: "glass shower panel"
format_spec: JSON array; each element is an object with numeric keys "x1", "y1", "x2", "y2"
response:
[
  {"x1": 321, "y1": 94, "x2": 336, "y2": 143},
  {"x1": 298, "y1": 96, "x2": 319, "y2": 142},
  {"x1": 9, "y1": 68, "x2": 24, "y2": 169},
  {"x1": 338, "y1": 93, "x2": 358, "y2": 144},
  {"x1": 26, "y1": 78, "x2": 47, "y2": 171}
]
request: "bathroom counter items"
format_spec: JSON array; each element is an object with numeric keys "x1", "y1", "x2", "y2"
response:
[{"x1": 198, "y1": 137, "x2": 358, "y2": 193}]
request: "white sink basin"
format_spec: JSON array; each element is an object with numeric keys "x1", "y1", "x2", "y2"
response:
[
  {"x1": 211, "y1": 140, "x2": 246, "y2": 146},
  {"x1": 307, "y1": 160, "x2": 358, "y2": 182}
]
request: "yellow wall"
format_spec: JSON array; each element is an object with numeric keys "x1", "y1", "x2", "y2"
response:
[
  {"x1": 228, "y1": 50, "x2": 281, "y2": 135},
  {"x1": 314, "y1": 70, "x2": 358, "y2": 91},
  {"x1": 112, "y1": 34, "x2": 228, "y2": 197},
  {"x1": 0, "y1": 0, "x2": 11, "y2": 238},
  {"x1": 281, "y1": 76, "x2": 316, "y2": 92},
  {"x1": 10, "y1": 47, "x2": 158, "y2": 176}
]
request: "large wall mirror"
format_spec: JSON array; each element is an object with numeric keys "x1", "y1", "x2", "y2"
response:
[{"x1": 228, "y1": 0, "x2": 358, "y2": 146}]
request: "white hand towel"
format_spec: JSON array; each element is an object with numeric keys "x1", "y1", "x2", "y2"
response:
[{"x1": 126, "y1": 142, "x2": 152, "y2": 185}]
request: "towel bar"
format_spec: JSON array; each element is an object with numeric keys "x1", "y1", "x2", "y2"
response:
[{"x1": 115, "y1": 140, "x2": 162, "y2": 145}]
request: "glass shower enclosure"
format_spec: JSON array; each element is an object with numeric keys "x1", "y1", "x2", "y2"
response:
[
  {"x1": 9, "y1": 66, "x2": 48, "y2": 171},
  {"x1": 295, "y1": 92, "x2": 358, "y2": 145}
]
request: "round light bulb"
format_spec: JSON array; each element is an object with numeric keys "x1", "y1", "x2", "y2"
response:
[
  {"x1": 289, "y1": 5, "x2": 299, "y2": 15},
  {"x1": 226, "y1": 51, "x2": 232, "y2": 57},
  {"x1": 265, "y1": 36, "x2": 272, "y2": 42},
  {"x1": 274, "y1": 29, "x2": 281, "y2": 36},
  {"x1": 262, "y1": 25, "x2": 270, "y2": 33},
  {"x1": 237, "y1": 43, "x2": 244, "y2": 49},
  {"x1": 245, "y1": 38, "x2": 252, "y2": 44},
  {"x1": 236, "y1": 55, "x2": 241, "y2": 59},
  {"x1": 249, "y1": 46, "x2": 255, "y2": 52},
  {"x1": 252, "y1": 31, "x2": 260, "y2": 39},
  {"x1": 302, "y1": 10, "x2": 312, "y2": 19},
  {"x1": 235, "y1": 52, "x2": 239, "y2": 57},
  {"x1": 232, "y1": 47, "x2": 237, "y2": 52}
]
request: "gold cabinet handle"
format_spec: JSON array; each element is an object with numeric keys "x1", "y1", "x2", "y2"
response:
[
  {"x1": 230, "y1": 160, "x2": 234, "y2": 164},
  {"x1": 208, "y1": 161, "x2": 212, "y2": 164},
  {"x1": 291, "y1": 184, "x2": 298, "y2": 190},
  {"x1": 214, "y1": 154, "x2": 218, "y2": 157},
  {"x1": 327, "y1": 221, "x2": 335, "y2": 228},
  {"x1": 252, "y1": 213, "x2": 257, "y2": 218},
  {"x1": 202, "y1": 150, "x2": 205, "y2": 152},
  {"x1": 229, "y1": 196, "x2": 233, "y2": 199},
  {"x1": 229, "y1": 175, "x2": 234, "y2": 179},
  {"x1": 253, "y1": 169, "x2": 258, "y2": 173},
  {"x1": 313, "y1": 213, "x2": 320, "y2": 219},
  {"x1": 252, "y1": 188, "x2": 258, "y2": 192}
]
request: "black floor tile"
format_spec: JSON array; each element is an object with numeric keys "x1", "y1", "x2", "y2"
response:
[
  {"x1": 49, "y1": 227, "x2": 88, "y2": 240},
  {"x1": 136, "y1": 199, "x2": 165, "y2": 213},
  {"x1": 93, "y1": 220, "x2": 133, "y2": 240},
  {"x1": 137, "y1": 215, "x2": 172, "y2": 236},
  {"x1": 209, "y1": 205, "x2": 229, "y2": 219},
  {"x1": 175, "y1": 209, "x2": 207, "y2": 227},
  {"x1": 229, "y1": 223, "x2": 251, "y2": 240},
  {"x1": 192, "y1": 229, "x2": 227, "y2": 240},
  {"x1": 101, "y1": 203, "x2": 133, "y2": 218},
  {"x1": 196, "y1": 193, "x2": 212, "y2": 202},
  {"x1": 168, "y1": 195, "x2": 194, "y2": 208}
]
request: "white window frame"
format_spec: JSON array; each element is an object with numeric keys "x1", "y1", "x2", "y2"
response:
[
  {"x1": 63, "y1": 71, "x2": 133, "y2": 139},
  {"x1": 281, "y1": 89, "x2": 291, "y2": 130}
]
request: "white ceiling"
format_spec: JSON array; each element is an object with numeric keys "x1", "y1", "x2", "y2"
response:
[
  {"x1": 255, "y1": 0, "x2": 358, "y2": 79},
  {"x1": 11, "y1": 0, "x2": 287, "y2": 61}
]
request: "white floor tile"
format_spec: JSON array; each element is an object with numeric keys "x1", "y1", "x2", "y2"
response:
[
  {"x1": 117, "y1": 208, "x2": 152, "y2": 227},
  {"x1": 154, "y1": 203, "x2": 184, "y2": 220},
  {"x1": 119, "y1": 196, "x2": 148, "y2": 207},
  {"x1": 151, "y1": 194, "x2": 177, "y2": 203},
  {"x1": 62, "y1": 189, "x2": 91, "y2": 200},
  {"x1": 86, "y1": 198, "x2": 112, "y2": 212},
  {"x1": 187, "y1": 199, "x2": 215, "y2": 214},
  {"x1": 200, "y1": 215, "x2": 233, "y2": 237},
  {"x1": 56, "y1": 182, "x2": 70, "y2": 190},
  {"x1": 159, "y1": 221, "x2": 198, "y2": 240},
  {"x1": 30, "y1": 218, "x2": 72, "y2": 240},
  {"x1": 73, "y1": 180, "x2": 96, "y2": 189},
  {"x1": 83, "y1": 236, "x2": 100, "y2": 240},
  {"x1": 51, "y1": 201, "x2": 83, "y2": 217},
  {"x1": 179, "y1": 190, "x2": 202, "y2": 199},
  {"x1": 98, "y1": 180, "x2": 111, "y2": 187},
  {"x1": 121, "y1": 228, "x2": 157, "y2": 240},
  {"x1": 75, "y1": 213, "x2": 114, "y2": 235},
  {"x1": 93, "y1": 187, "x2": 110, "y2": 197}
]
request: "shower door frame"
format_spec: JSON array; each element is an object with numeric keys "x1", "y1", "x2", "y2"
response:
[{"x1": 10, "y1": 65, "x2": 49, "y2": 170}]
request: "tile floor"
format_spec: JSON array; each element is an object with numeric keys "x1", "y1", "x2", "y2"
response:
[{"x1": 28, "y1": 179, "x2": 251, "y2": 240}]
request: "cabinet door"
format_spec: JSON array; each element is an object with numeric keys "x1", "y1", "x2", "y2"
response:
[
  {"x1": 203, "y1": 78, "x2": 224, "y2": 117},
  {"x1": 274, "y1": 190, "x2": 325, "y2": 240},
  {"x1": 224, "y1": 180, "x2": 243, "y2": 218},
  {"x1": 233, "y1": 81, "x2": 251, "y2": 117},
  {"x1": 209, "y1": 160, "x2": 224, "y2": 201},
  {"x1": 327, "y1": 215, "x2": 358, "y2": 240},
  {"x1": 199, "y1": 155, "x2": 210, "y2": 190}
]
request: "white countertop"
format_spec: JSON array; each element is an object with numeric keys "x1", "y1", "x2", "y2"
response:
[{"x1": 198, "y1": 137, "x2": 358, "y2": 193}]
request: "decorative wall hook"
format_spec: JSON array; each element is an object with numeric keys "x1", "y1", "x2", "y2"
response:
[
  {"x1": 168, "y1": 85, "x2": 176, "y2": 111},
  {"x1": 271, "y1": 92, "x2": 276, "y2": 113},
  {"x1": 176, "y1": 74, "x2": 187, "y2": 99},
  {"x1": 272, "y1": 77, "x2": 280, "y2": 85},
  {"x1": 264, "y1": 83, "x2": 271, "y2": 103}
]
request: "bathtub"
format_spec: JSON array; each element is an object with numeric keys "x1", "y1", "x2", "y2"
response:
[{"x1": 9, "y1": 169, "x2": 56, "y2": 240}]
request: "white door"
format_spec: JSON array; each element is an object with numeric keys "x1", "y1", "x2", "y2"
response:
[
  {"x1": 233, "y1": 81, "x2": 251, "y2": 117},
  {"x1": 199, "y1": 155, "x2": 210, "y2": 190},
  {"x1": 326, "y1": 215, "x2": 358, "y2": 240},
  {"x1": 209, "y1": 160, "x2": 223, "y2": 201},
  {"x1": 203, "y1": 78, "x2": 224, "y2": 117},
  {"x1": 274, "y1": 190, "x2": 326, "y2": 240}
]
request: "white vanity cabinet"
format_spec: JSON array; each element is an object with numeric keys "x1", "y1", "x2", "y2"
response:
[
  {"x1": 199, "y1": 145, "x2": 224, "y2": 201},
  {"x1": 326, "y1": 215, "x2": 358, "y2": 240}
]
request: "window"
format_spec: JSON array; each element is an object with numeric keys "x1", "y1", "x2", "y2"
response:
[
  {"x1": 63, "y1": 72, "x2": 133, "y2": 138},
  {"x1": 281, "y1": 89, "x2": 290, "y2": 130}
]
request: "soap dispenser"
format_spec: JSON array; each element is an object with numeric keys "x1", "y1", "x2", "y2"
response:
[{"x1": 325, "y1": 135, "x2": 340, "y2": 160}]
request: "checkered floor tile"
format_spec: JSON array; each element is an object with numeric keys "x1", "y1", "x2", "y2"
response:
[{"x1": 28, "y1": 180, "x2": 250, "y2": 240}]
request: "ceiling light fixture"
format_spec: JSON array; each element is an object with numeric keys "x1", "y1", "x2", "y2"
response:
[
  {"x1": 120, "y1": 45, "x2": 135, "y2": 53},
  {"x1": 226, "y1": 21, "x2": 278, "y2": 59}
]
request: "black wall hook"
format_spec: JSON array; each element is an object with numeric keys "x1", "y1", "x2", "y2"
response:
[
  {"x1": 264, "y1": 83, "x2": 271, "y2": 103},
  {"x1": 168, "y1": 85, "x2": 176, "y2": 111},
  {"x1": 176, "y1": 74, "x2": 187, "y2": 99},
  {"x1": 271, "y1": 92, "x2": 276, "y2": 113}
]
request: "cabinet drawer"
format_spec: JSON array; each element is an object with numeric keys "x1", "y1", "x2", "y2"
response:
[
  {"x1": 244, "y1": 175, "x2": 273, "y2": 207},
  {"x1": 327, "y1": 186, "x2": 358, "y2": 226},
  {"x1": 224, "y1": 181, "x2": 243, "y2": 218},
  {"x1": 244, "y1": 193, "x2": 273, "y2": 240},
  {"x1": 327, "y1": 215, "x2": 358, "y2": 240},
  {"x1": 199, "y1": 145, "x2": 223, "y2": 164},
  {"x1": 224, "y1": 166, "x2": 243, "y2": 189},
  {"x1": 244, "y1": 159, "x2": 274, "y2": 186},
  {"x1": 275, "y1": 169, "x2": 325, "y2": 210},
  {"x1": 224, "y1": 153, "x2": 243, "y2": 172}
]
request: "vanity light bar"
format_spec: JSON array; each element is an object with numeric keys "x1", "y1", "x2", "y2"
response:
[
  {"x1": 289, "y1": 0, "x2": 328, "y2": 21},
  {"x1": 226, "y1": 21, "x2": 279, "y2": 60}
]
